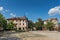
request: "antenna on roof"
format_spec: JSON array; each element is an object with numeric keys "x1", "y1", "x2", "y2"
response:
[
  {"x1": 24, "y1": 12, "x2": 27, "y2": 17},
  {"x1": 23, "y1": 12, "x2": 28, "y2": 19}
]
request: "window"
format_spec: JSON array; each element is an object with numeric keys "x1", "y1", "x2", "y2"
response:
[
  {"x1": 20, "y1": 23, "x2": 21, "y2": 25},
  {"x1": 23, "y1": 28, "x2": 24, "y2": 30},
  {"x1": 20, "y1": 20, "x2": 21, "y2": 22},
  {"x1": 23, "y1": 20, "x2": 24, "y2": 22},
  {"x1": 19, "y1": 28, "x2": 21, "y2": 30},
  {"x1": 23, "y1": 23, "x2": 24, "y2": 25}
]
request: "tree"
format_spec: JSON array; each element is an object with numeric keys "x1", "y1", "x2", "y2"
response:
[
  {"x1": 44, "y1": 22, "x2": 54, "y2": 31},
  {"x1": 2, "y1": 20, "x2": 7, "y2": 30},
  {"x1": 35, "y1": 18, "x2": 44, "y2": 30},
  {"x1": 0, "y1": 13, "x2": 7, "y2": 31},
  {"x1": 7, "y1": 21, "x2": 14, "y2": 30},
  {"x1": 28, "y1": 20, "x2": 34, "y2": 30}
]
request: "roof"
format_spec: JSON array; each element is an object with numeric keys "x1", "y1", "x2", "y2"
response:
[
  {"x1": 7, "y1": 16, "x2": 28, "y2": 20},
  {"x1": 43, "y1": 18, "x2": 58, "y2": 22},
  {"x1": 48, "y1": 18, "x2": 58, "y2": 20}
]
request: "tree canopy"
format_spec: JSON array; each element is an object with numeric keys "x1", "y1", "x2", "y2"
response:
[
  {"x1": 35, "y1": 18, "x2": 44, "y2": 30},
  {"x1": 28, "y1": 20, "x2": 35, "y2": 30},
  {"x1": 7, "y1": 21, "x2": 14, "y2": 30},
  {"x1": 44, "y1": 21, "x2": 54, "y2": 30},
  {"x1": 0, "y1": 13, "x2": 7, "y2": 31}
]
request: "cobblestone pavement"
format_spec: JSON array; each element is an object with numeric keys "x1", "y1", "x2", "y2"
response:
[
  {"x1": 31, "y1": 31, "x2": 60, "y2": 40},
  {"x1": 0, "y1": 31, "x2": 45, "y2": 40},
  {"x1": 0, "y1": 31, "x2": 60, "y2": 40},
  {"x1": 0, "y1": 31, "x2": 22, "y2": 40},
  {"x1": 0, "y1": 37, "x2": 21, "y2": 40}
]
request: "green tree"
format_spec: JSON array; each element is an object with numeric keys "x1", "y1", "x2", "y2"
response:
[
  {"x1": 7, "y1": 21, "x2": 14, "y2": 30},
  {"x1": 44, "y1": 22, "x2": 54, "y2": 31},
  {"x1": 2, "y1": 20, "x2": 7, "y2": 30},
  {"x1": 35, "y1": 18, "x2": 43, "y2": 30},
  {"x1": 0, "y1": 13, "x2": 7, "y2": 31},
  {"x1": 28, "y1": 20, "x2": 34, "y2": 30}
]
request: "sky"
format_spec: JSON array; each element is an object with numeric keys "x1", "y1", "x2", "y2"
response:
[{"x1": 0, "y1": 0, "x2": 60, "y2": 22}]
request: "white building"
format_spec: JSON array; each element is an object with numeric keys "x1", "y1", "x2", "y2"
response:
[
  {"x1": 7, "y1": 16, "x2": 28, "y2": 30},
  {"x1": 44, "y1": 20, "x2": 48, "y2": 24},
  {"x1": 44, "y1": 18, "x2": 59, "y2": 30}
]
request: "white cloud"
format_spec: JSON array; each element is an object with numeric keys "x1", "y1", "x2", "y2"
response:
[
  {"x1": 5, "y1": 10, "x2": 8, "y2": 12},
  {"x1": 0, "y1": 6, "x2": 16, "y2": 18},
  {"x1": 0, "y1": 7, "x2": 3, "y2": 11},
  {"x1": 48, "y1": 6, "x2": 60, "y2": 16},
  {"x1": 10, "y1": 13, "x2": 16, "y2": 17},
  {"x1": 0, "y1": 6, "x2": 9, "y2": 13}
]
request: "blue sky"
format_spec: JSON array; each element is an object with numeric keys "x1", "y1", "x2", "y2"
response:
[{"x1": 0, "y1": 0, "x2": 60, "y2": 22}]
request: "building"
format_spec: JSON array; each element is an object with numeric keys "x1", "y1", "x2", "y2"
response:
[
  {"x1": 44, "y1": 18, "x2": 59, "y2": 30},
  {"x1": 7, "y1": 16, "x2": 28, "y2": 30},
  {"x1": 44, "y1": 20, "x2": 48, "y2": 24}
]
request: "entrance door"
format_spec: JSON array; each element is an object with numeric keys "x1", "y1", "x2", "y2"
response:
[{"x1": 19, "y1": 28, "x2": 21, "y2": 30}]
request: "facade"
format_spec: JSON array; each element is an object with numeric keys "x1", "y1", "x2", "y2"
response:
[
  {"x1": 7, "y1": 16, "x2": 28, "y2": 30},
  {"x1": 44, "y1": 20, "x2": 48, "y2": 24},
  {"x1": 44, "y1": 18, "x2": 59, "y2": 30}
]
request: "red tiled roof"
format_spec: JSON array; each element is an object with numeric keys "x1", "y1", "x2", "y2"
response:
[{"x1": 7, "y1": 16, "x2": 28, "y2": 20}]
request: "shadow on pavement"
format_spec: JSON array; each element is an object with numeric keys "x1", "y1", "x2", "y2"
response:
[{"x1": 0, "y1": 37, "x2": 22, "y2": 40}]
